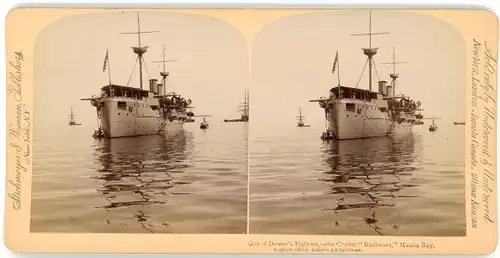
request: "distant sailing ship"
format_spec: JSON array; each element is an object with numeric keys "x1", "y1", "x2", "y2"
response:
[
  {"x1": 68, "y1": 107, "x2": 82, "y2": 126},
  {"x1": 297, "y1": 108, "x2": 310, "y2": 127},
  {"x1": 81, "y1": 12, "x2": 194, "y2": 138},
  {"x1": 310, "y1": 10, "x2": 423, "y2": 140},
  {"x1": 224, "y1": 90, "x2": 249, "y2": 123}
]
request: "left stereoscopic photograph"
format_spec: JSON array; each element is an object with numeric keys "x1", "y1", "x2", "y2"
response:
[{"x1": 30, "y1": 11, "x2": 249, "y2": 234}]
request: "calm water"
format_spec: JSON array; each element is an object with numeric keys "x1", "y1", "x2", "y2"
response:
[
  {"x1": 249, "y1": 122, "x2": 466, "y2": 236},
  {"x1": 32, "y1": 119, "x2": 466, "y2": 236},
  {"x1": 31, "y1": 121, "x2": 248, "y2": 234}
]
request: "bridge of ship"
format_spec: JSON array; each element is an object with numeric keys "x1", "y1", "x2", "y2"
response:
[
  {"x1": 329, "y1": 86, "x2": 379, "y2": 101},
  {"x1": 101, "y1": 84, "x2": 151, "y2": 99}
]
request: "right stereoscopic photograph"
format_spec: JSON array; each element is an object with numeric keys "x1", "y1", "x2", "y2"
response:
[{"x1": 248, "y1": 10, "x2": 466, "y2": 236}]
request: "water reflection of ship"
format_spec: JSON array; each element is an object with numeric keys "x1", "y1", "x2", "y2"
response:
[
  {"x1": 92, "y1": 130, "x2": 192, "y2": 233},
  {"x1": 320, "y1": 133, "x2": 421, "y2": 235}
]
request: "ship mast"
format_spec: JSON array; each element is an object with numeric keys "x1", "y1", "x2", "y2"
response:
[
  {"x1": 351, "y1": 10, "x2": 389, "y2": 92},
  {"x1": 242, "y1": 91, "x2": 247, "y2": 116},
  {"x1": 381, "y1": 46, "x2": 408, "y2": 97},
  {"x1": 153, "y1": 44, "x2": 178, "y2": 91},
  {"x1": 69, "y1": 107, "x2": 75, "y2": 122},
  {"x1": 120, "y1": 12, "x2": 159, "y2": 90},
  {"x1": 246, "y1": 89, "x2": 249, "y2": 117},
  {"x1": 239, "y1": 90, "x2": 249, "y2": 120},
  {"x1": 297, "y1": 108, "x2": 304, "y2": 124}
]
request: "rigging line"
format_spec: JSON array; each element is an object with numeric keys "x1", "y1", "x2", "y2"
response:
[
  {"x1": 141, "y1": 56, "x2": 152, "y2": 80},
  {"x1": 355, "y1": 58, "x2": 370, "y2": 88},
  {"x1": 127, "y1": 56, "x2": 140, "y2": 87},
  {"x1": 396, "y1": 82, "x2": 403, "y2": 96},
  {"x1": 372, "y1": 58, "x2": 381, "y2": 82}
]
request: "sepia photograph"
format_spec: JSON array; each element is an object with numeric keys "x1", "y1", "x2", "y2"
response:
[
  {"x1": 249, "y1": 10, "x2": 467, "y2": 236},
  {"x1": 30, "y1": 11, "x2": 249, "y2": 234},
  {"x1": 4, "y1": 7, "x2": 498, "y2": 255}
]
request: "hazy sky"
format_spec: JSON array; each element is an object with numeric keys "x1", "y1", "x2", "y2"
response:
[
  {"x1": 35, "y1": 10, "x2": 465, "y2": 131},
  {"x1": 251, "y1": 10, "x2": 466, "y2": 128},
  {"x1": 35, "y1": 11, "x2": 249, "y2": 130}
]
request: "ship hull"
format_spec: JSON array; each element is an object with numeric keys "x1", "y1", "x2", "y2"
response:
[
  {"x1": 328, "y1": 99, "x2": 413, "y2": 140},
  {"x1": 223, "y1": 119, "x2": 248, "y2": 123},
  {"x1": 99, "y1": 98, "x2": 185, "y2": 138}
]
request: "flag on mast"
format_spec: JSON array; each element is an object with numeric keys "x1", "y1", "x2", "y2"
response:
[
  {"x1": 102, "y1": 49, "x2": 109, "y2": 72},
  {"x1": 332, "y1": 50, "x2": 339, "y2": 74}
]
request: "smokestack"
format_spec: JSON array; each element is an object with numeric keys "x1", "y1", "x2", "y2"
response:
[
  {"x1": 157, "y1": 84, "x2": 164, "y2": 96},
  {"x1": 378, "y1": 80, "x2": 387, "y2": 95},
  {"x1": 386, "y1": 85, "x2": 393, "y2": 98},
  {"x1": 149, "y1": 79, "x2": 158, "y2": 94}
]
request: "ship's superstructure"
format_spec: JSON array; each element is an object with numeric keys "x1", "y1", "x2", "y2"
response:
[
  {"x1": 82, "y1": 13, "x2": 194, "y2": 138},
  {"x1": 310, "y1": 11, "x2": 422, "y2": 140},
  {"x1": 224, "y1": 90, "x2": 249, "y2": 123}
]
